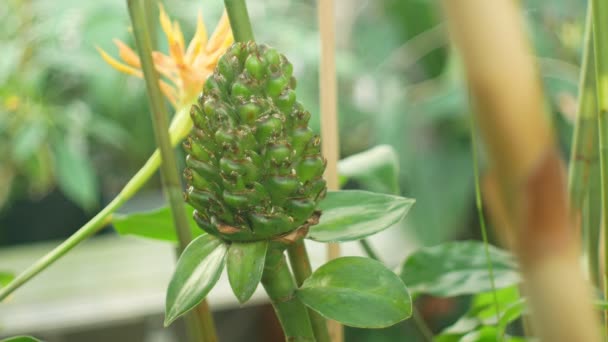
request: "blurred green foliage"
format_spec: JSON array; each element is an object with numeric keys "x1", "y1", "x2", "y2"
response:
[
  {"x1": 1, "y1": 0, "x2": 587, "y2": 245},
  {"x1": 0, "y1": 0, "x2": 591, "y2": 340}
]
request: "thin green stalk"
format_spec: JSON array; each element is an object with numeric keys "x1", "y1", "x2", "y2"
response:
[
  {"x1": 569, "y1": 3, "x2": 597, "y2": 226},
  {"x1": 469, "y1": 109, "x2": 501, "y2": 326},
  {"x1": 262, "y1": 247, "x2": 316, "y2": 342},
  {"x1": 126, "y1": 0, "x2": 191, "y2": 251},
  {"x1": 592, "y1": 0, "x2": 608, "y2": 334},
  {"x1": 568, "y1": 5, "x2": 599, "y2": 287},
  {"x1": 287, "y1": 240, "x2": 331, "y2": 342},
  {"x1": 586, "y1": 163, "x2": 602, "y2": 287},
  {"x1": 0, "y1": 151, "x2": 162, "y2": 301},
  {"x1": 358, "y1": 239, "x2": 381, "y2": 261},
  {"x1": 224, "y1": 0, "x2": 255, "y2": 42},
  {"x1": 127, "y1": 1, "x2": 217, "y2": 341}
]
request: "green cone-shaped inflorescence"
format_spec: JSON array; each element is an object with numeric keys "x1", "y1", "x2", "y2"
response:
[{"x1": 183, "y1": 41, "x2": 327, "y2": 242}]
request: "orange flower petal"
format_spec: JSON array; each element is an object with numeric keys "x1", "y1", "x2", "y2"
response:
[
  {"x1": 185, "y1": 11, "x2": 208, "y2": 64},
  {"x1": 97, "y1": 46, "x2": 143, "y2": 78},
  {"x1": 206, "y1": 12, "x2": 232, "y2": 53},
  {"x1": 113, "y1": 39, "x2": 141, "y2": 68},
  {"x1": 159, "y1": 81, "x2": 178, "y2": 107}
]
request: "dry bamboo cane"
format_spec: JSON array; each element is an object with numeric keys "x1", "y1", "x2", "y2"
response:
[
  {"x1": 317, "y1": 0, "x2": 342, "y2": 341},
  {"x1": 442, "y1": 1, "x2": 601, "y2": 341}
]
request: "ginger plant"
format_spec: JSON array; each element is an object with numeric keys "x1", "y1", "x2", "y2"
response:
[{"x1": 0, "y1": 1, "x2": 416, "y2": 341}]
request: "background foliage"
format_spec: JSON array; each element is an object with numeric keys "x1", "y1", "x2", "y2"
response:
[{"x1": 0, "y1": 0, "x2": 588, "y2": 340}]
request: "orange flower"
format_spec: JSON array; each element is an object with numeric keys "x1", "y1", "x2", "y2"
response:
[{"x1": 98, "y1": 5, "x2": 233, "y2": 108}]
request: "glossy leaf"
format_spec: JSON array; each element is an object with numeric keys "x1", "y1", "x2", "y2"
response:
[
  {"x1": 165, "y1": 235, "x2": 227, "y2": 326},
  {"x1": 297, "y1": 256, "x2": 411, "y2": 328},
  {"x1": 0, "y1": 271, "x2": 15, "y2": 288},
  {"x1": 0, "y1": 337, "x2": 43, "y2": 342},
  {"x1": 114, "y1": 205, "x2": 203, "y2": 243},
  {"x1": 227, "y1": 240, "x2": 268, "y2": 304},
  {"x1": 307, "y1": 190, "x2": 414, "y2": 242},
  {"x1": 338, "y1": 145, "x2": 400, "y2": 194},
  {"x1": 400, "y1": 241, "x2": 520, "y2": 298}
]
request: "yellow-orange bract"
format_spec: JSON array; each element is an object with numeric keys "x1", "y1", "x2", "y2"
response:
[{"x1": 98, "y1": 5, "x2": 233, "y2": 108}]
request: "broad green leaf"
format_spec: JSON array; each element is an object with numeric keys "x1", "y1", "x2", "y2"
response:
[
  {"x1": 338, "y1": 145, "x2": 400, "y2": 194},
  {"x1": 113, "y1": 205, "x2": 203, "y2": 243},
  {"x1": 227, "y1": 240, "x2": 268, "y2": 304},
  {"x1": 307, "y1": 190, "x2": 414, "y2": 242},
  {"x1": 297, "y1": 256, "x2": 411, "y2": 328},
  {"x1": 0, "y1": 337, "x2": 42, "y2": 342},
  {"x1": 400, "y1": 241, "x2": 520, "y2": 298},
  {"x1": 53, "y1": 137, "x2": 98, "y2": 211},
  {"x1": 0, "y1": 271, "x2": 15, "y2": 288},
  {"x1": 165, "y1": 235, "x2": 227, "y2": 326}
]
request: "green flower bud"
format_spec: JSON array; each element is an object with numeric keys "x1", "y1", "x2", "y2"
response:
[{"x1": 184, "y1": 42, "x2": 326, "y2": 242}]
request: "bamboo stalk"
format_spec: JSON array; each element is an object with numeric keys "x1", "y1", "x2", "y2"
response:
[
  {"x1": 442, "y1": 1, "x2": 601, "y2": 341},
  {"x1": 317, "y1": 1, "x2": 342, "y2": 340},
  {"x1": 126, "y1": 1, "x2": 217, "y2": 341}
]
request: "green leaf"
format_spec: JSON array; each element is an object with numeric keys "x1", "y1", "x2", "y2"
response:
[
  {"x1": 439, "y1": 286, "x2": 522, "y2": 337},
  {"x1": 0, "y1": 271, "x2": 15, "y2": 288},
  {"x1": 307, "y1": 190, "x2": 414, "y2": 242},
  {"x1": 113, "y1": 205, "x2": 203, "y2": 243},
  {"x1": 53, "y1": 137, "x2": 98, "y2": 211},
  {"x1": 338, "y1": 145, "x2": 400, "y2": 194},
  {"x1": 297, "y1": 256, "x2": 412, "y2": 328},
  {"x1": 0, "y1": 337, "x2": 43, "y2": 342},
  {"x1": 12, "y1": 122, "x2": 46, "y2": 162},
  {"x1": 227, "y1": 240, "x2": 267, "y2": 304},
  {"x1": 165, "y1": 235, "x2": 227, "y2": 326},
  {"x1": 400, "y1": 241, "x2": 520, "y2": 298}
]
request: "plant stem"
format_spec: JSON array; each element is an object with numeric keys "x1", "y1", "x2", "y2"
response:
[
  {"x1": 224, "y1": 0, "x2": 254, "y2": 42},
  {"x1": 0, "y1": 149, "x2": 164, "y2": 301},
  {"x1": 127, "y1": 1, "x2": 217, "y2": 341},
  {"x1": 127, "y1": 0, "x2": 191, "y2": 251},
  {"x1": 287, "y1": 240, "x2": 331, "y2": 342},
  {"x1": 358, "y1": 239, "x2": 381, "y2": 262},
  {"x1": 316, "y1": 0, "x2": 342, "y2": 339},
  {"x1": 591, "y1": 0, "x2": 608, "y2": 334},
  {"x1": 469, "y1": 108, "x2": 501, "y2": 322},
  {"x1": 568, "y1": 4, "x2": 600, "y2": 287},
  {"x1": 262, "y1": 247, "x2": 316, "y2": 342}
]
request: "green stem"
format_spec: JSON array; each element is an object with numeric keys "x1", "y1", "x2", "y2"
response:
[
  {"x1": 592, "y1": 0, "x2": 608, "y2": 334},
  {"x1": 262, "y1": 247, "x2": 316, "y2": 342},
  {"x1": 587, "y1": 163, "x2": 602, "y2": 287},
  {"x1": 358, "y1": 239, "x2": 381, "y2": 261},
  {"x1": 569, "y1": 3, "x2": 597, "y2": 223},
  {"x1": 127, "y1": 1, "x2": 217, "y2": 341},
  {"x1": 0, "y1": 152, "x2": 161, "y2": 302},
  {"x1": 469, "y1": 103, "x2": 501, "y2": 323},
  {"x1": 568, "y1": 4, "x2": 599, "y2": 287},
  {"x1": 224, "y1": 0, "x2": 255, "y2": 42},
  {"x1": 127, "y1": 0, "x2": 192, "y2": 251},
  {"x1": 287, "y1": 240, "x2": 331, "y2": 342}
]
